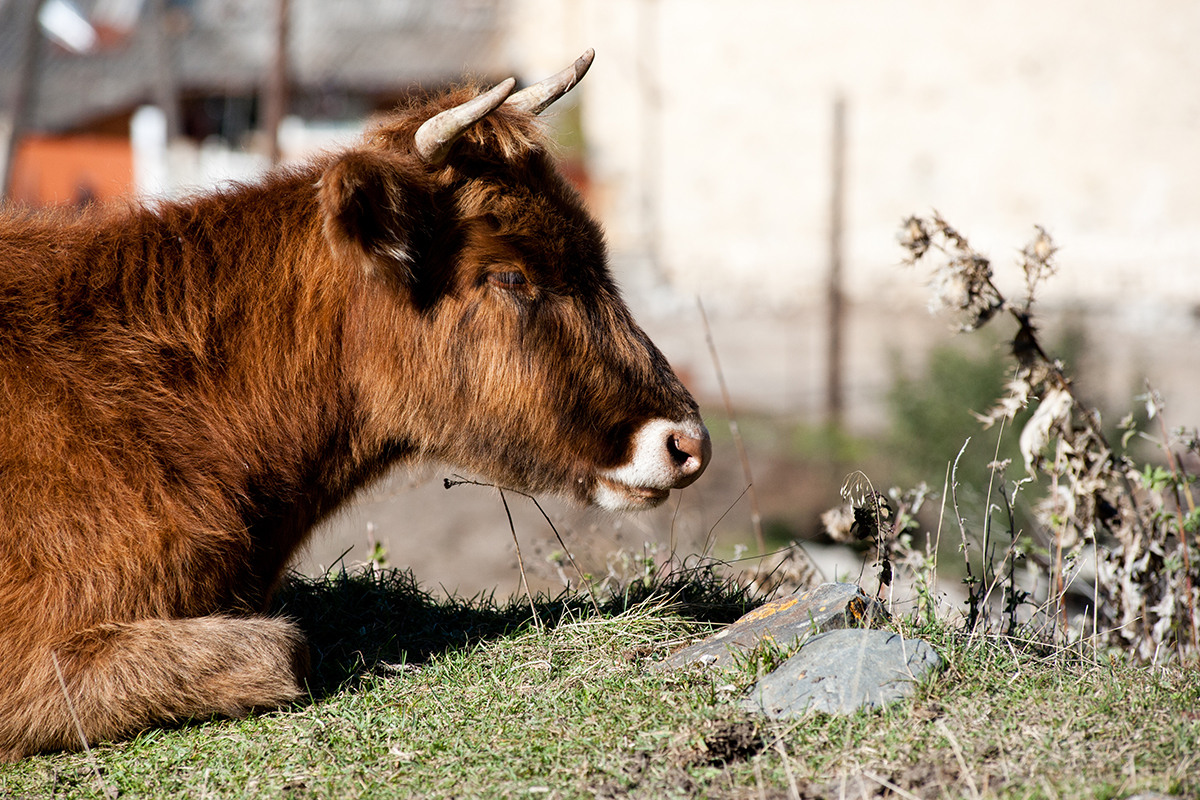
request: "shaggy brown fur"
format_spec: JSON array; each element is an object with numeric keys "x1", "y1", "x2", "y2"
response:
[{"x1": 0, "y1": 85, "x2": 702, "y2": 760}]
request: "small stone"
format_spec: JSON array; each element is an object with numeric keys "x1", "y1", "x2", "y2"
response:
[
  {"x1": 741, "y1": 628, "x2": 941, "y2": 717},
  {"x1": 655, "y1": 583, "x2": 887, "y2": 672}
]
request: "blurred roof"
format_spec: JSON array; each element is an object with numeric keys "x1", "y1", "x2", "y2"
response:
[{"x1": 0, "y1": 0, "x2": 507, "y2": 133}]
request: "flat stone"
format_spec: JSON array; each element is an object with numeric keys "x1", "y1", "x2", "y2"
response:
[
  {"x1": 655, "y1": 583, "x2": 887, "y2": 672},
  {"x1": 741, "y1": 628, "x2": 941, "y2": 717}
]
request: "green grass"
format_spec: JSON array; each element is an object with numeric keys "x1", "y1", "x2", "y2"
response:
[{"x1": 1, "y1": 567, "x2": 1196, "y2": 799}]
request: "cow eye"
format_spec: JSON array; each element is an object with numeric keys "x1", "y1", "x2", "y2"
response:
[{"x1": 487, "y1": 271, "x2": 527, "y2": 288}]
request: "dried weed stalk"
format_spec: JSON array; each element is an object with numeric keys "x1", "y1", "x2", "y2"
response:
[
  {"x1": 900, "y1": 213, "x2": 1200, "y2": 661},
  {"x1": 823, "y1": 471, "x2": 933, "y2": 618}
]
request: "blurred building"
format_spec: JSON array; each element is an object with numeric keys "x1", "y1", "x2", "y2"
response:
[
  {"x1": 0, "y1": 0, "x2": 506, "y2": 203},
  {"x1": 4, "y1": 0, "x2": 1200, "y2": 429}
]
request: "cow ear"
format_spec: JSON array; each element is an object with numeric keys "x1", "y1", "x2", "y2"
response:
[{"x1": 318, "y1": 151, "x2": 432, "y2": 280}]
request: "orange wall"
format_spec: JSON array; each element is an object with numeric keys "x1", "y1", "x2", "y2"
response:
[{"x1": 9, "y1": 135, "x2": 133, "y2": 208}]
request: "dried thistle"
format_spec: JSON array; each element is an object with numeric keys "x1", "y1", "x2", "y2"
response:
[
  {"x1": 820, "y1": 504, "x2": 856, "y2": 544},
  {"x1": 902, "y1": 214, "x2": 1006, "y2": 331},
  {"x1": 1019, "y1": 225, "x2": 1058, "y2": 306},
  {"x1": 898, "y1": 215, "x2": 931, "y2": 261},
  {"x1": 901, "y1": 213, "x2": 1199, "y2": 661}
]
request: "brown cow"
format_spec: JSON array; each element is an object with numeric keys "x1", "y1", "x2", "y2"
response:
[{"x1": 0, "y1": 51, "x2": 709, "y2": 760}]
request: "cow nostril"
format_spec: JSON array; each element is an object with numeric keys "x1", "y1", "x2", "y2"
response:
[
  {"x1": 667, "y1": 431, "x2": 707, "y2": 476},
  {"x1": 667, "y1": 436, "x2": 688, "y2": 467}
]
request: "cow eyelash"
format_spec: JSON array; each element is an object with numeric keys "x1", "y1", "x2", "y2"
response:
[{"x1": 486, "y1": 271, "x2": 528, "y2": 288}]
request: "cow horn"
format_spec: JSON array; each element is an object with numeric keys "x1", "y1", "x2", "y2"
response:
[
  {"x1": 505, "y1": 49, "x2": 595, "y2": 115},
  {"x1": 414, "y1": 77, "x2": 517, "y2": 165}
]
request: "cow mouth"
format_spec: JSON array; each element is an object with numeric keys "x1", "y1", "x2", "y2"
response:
[
  {"x1": 588, "y1": 416, "x2": 711, "y2": 512},
  {"x1": 592, "y1": 477, "x2": 671, "y2": 510}
]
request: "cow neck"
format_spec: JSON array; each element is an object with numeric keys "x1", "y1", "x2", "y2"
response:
[{"x1": 117, "y1": 172, "x2": 371, "y2": 586}]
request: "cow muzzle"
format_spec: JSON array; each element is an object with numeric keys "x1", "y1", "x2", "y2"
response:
[{"x1": 593, "y1": 417, "x2": 712, "y2": 511}]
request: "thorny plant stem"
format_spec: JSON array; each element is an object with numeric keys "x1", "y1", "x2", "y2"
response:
[
  {"x1": 949, "y1": 439, "x2": 983, "y2": 631},
  {"x1": 998, "y1": 478, "x2": 1023, "y2": 635},
  {"x1": 1151, "y1": 402, "x2": 1200, "y2": 650},
  {"x1": 978, "y1": 416, "x2": 1006, "y2": 618},
  {"x1": 1052, "y1": 440, "x2": 1068, "y2": 635},
  {"x1": 974, "y1": 418, "x2": 1034, "y2": 633}
]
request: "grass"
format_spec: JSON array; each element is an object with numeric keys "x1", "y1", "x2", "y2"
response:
[{"x1": 1, "y1": 567, "x2": 1196, "y2": 799}]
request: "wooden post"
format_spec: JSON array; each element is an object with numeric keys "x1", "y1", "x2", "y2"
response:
[
  {"x1": 2, "y1": 0, "x2": 44, "y2": 201},
  {"x1": 637, "y1": 0, "x2": 662, "y2": 278},
  {"x1": 262, "y1": 0, "x2": 290, "y2": 165},
  {"x1": 825, "y1": 96, "x2": 847, "y2": 429},
  {"x1": 148, "y1": 0, "x2": 182, "y2": 142}
]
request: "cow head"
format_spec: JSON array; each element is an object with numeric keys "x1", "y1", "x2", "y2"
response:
[{"x1": 317, "y1": 51, "x2": 710, "y2": 511}]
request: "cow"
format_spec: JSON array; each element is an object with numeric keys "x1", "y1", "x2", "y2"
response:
[{"x1": 0, "y1": 51, "x2": 710, "y2": 761}]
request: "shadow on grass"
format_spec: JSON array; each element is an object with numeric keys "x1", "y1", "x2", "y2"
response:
[{"x1": 271, "y1": 563, "x2": 759, "y2": 698}]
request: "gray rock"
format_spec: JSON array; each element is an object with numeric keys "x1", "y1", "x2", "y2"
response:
[
  {"x1": 741, "y1": 628, "x2": 941, "y2": 717},
  {"x1": 656, "y1": 583, "x2": 887, "y2": 672}
]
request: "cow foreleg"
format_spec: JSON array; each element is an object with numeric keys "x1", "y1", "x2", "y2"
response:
[{"x1": 0, "y1": 616, "x2": 309, "y2": 761}]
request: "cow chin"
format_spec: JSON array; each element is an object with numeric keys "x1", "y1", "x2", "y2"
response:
[{"x1": 591, "y1": 479, "x2": 673, "y2": 512}]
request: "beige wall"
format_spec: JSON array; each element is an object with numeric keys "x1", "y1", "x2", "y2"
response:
[
  {"x1": 510, "y1": 0, "x2": 1200, "y2": 306},
  {"x1": 505, "y1": 1, "x2": 1200, "y2": 426}
]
